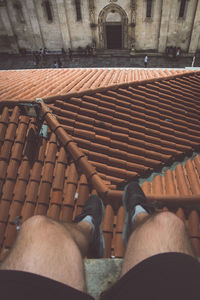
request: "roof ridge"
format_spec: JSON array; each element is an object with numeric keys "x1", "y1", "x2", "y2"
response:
[
  {"x1": 106, "y1": 190, "x2": 200, "y2": 209},
  {"x1": 39, "y1": 102, "x2": 110, "y2": 198},
  {"x1": 43, "y1": 70, "x2": 200, "y2": 103}
]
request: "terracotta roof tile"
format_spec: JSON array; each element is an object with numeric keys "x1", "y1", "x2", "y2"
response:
[
  {"x1": 0, "y1": 68, "x2": 192, "y2": 101},
  {"x1": 176, "y1": 207, "x2": 185, "y2": 220},
  {"x1": 0, "y1": 70, "x2": 200, "y2": 258}
]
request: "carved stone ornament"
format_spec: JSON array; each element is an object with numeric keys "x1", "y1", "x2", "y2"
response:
[
  {"x1": 88, "y1": 0, "x2": 95, "y2": 23},
  {"x1": 130, "y1": 0, "x2": 136, "y2": 10},
  {"x1": 89, "y1": 8, "x2": 95, "y2": 23}
]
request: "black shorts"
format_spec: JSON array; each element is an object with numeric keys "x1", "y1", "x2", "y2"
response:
[{"x1": 0, "y1": 253, "x2": 200, "y2": 300}]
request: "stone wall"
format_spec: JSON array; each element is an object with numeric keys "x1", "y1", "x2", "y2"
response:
[
  {"x1": 5, "y1": 1, "x2": 34, "y2": 50},
  {"x1": 135, "y1": 0, "x2": 162, "y2": 51},
  {"x1": 166, "y1": 0, "x2": 197, "y2": 52},
  {"x1": 65, "y1": 0, "x2": 92, "y2": 49},
  {"x1": 0, "y1": 0, "x2": 200, "y2": 54},
  {"x1": 33, "y1": 0, "x2": 62, "y2": 50}
]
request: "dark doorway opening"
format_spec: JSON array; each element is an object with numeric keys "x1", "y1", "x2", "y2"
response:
[{"x1": 106, "y1": 25, "x2": 122, "y2": 49}]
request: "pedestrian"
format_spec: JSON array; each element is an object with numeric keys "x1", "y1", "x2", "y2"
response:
[
  {"x1": 0, "y1": 181, "x2": 200, "y2": 300},
  {"x1": 144, "y1": 55, "x2": 148, "y2": 67},
  {"x1": 33, "y1": 51, "x2": 40, "y2": 67},
  {"x1": 57, "y1": 57, "x2": 62, "y2": 68},
  {"x1": 68, "y1": 48, "x2": 72, "y2": 60},
  {"x1": 54, "y1": 61, "x2": 59, "y2": 68},
  {"x1": 176, "y1": 47, "x2": 181, "y2": 59},
  {"x1": 85, "y1": 45, "x2": 90, "y2": 56},
  {"x1": 43, "y1": 47, "x2": 47, "y2": 55},
  {"x1": 38, "y1": 48, "x2": 44, "y2": 67},
  {"x1": 42, "y1": 48, "x2": 47, "y2": 66},
  {"x1": 165, "y1": 46, "x2": 169, "y2": 57},
  {"x1": 191, "y1": 55, "x2": 196, "y2": 67},
  {"x1": 62, "y1": 48, "x2": 66, "y2": 56},
  {"x1": 173, "y1": 46, "x2": 177, "y2": 59},
  {"x1": 39, "y1": 48, "x2": 43, "y2": 57},
  {"x1": 92, "y1": 45, "x2": 96, "y2": 56}
]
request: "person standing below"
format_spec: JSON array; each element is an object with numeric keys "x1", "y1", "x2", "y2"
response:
[
  {"x1": 33, "y1": 51, "x2": 40, "y2": 67},
  {"x1": 39, "y1": 48, "x2": 45, "y2": 68},
  {"x1": 54, "y1": 61, "x2": 59, "y2": 68},
  {"x1": 176, "y1": 47, "x2": 181, "y2": 60},
  {"x1": 43, "y1": 48, "x2": 47, "y2": 66},
  {"x1": 57, "y1": 57, "x2": 62, "y2": 68},
  {"x1": 68, "y1": 48, "x2": 72, "y2": 60},
  {"x1": 39, "y1": 48, "x2": 43, "y2": 57},
  {"x1": 144, "y1": 55, "x2": 148, "y2": 68}
]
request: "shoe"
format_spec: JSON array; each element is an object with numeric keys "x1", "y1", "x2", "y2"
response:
[
  {"x1": 73, "y1": 194, "x2": 105, "y2": 258},
  {"x1": 122, "y1": 181, "x2": 156, "y2": 247}
]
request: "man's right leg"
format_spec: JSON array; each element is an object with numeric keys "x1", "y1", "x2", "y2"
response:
[
  {"x1": 121, "y1": 211, "x2": 195, "y2": 276},
  {"x1": 100, "y1": 182, "x2": 200, "y2": 300}
]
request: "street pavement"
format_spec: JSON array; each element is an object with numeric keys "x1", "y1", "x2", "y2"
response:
[{"x1": 0, "y1": 52, "x2": 199, "y2": 70}]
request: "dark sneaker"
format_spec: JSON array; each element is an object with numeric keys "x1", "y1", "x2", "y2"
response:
[
  {"x1": 122, "y1": 181, "x2": 156, "y2": 247},
  {"x1": 73, "y1": 194, "x2": 105, "y2": 258}
]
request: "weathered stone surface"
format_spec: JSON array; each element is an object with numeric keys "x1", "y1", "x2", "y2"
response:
[
  {"x1": 189, "y1": 0, "x2": 200, "y2": 53},
  {"x1": 158, "y1": 0, "x2": 171, "y2": 53},
  {"x1": 56, "y1": 0, "x2": 71, "y2": 49},
  {"x1": 166, "y1": 0, "x2": 197, "y2": 52},
  {"x1": 84, "y1": 258, "x2": 123, "y2": 300},
  {"x1": 0, "y1": 4, "x2": 18, "y2": 53},
  {"x1": 0, "y1": 0, "x2": 200, "y2": 54}
]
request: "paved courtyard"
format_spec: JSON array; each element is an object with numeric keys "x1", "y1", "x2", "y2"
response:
[{"x1": 0, "y1": 52, "x2": 199, "y2": 70}]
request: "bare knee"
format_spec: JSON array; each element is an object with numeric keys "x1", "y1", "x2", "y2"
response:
[
  {"x1": 153, "y1": 211, "x2": 185, "y2": 231},
  {"x1": 20, "y1": 215, "x2": 71, "y2": 241},
  {"x1": 21, "y1": 215, "x2": 57, "y2": 232}
]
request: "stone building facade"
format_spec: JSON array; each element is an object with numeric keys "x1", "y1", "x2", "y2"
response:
[{"x1": 0, "y1": 0, "x2": 200, "y2": 54}]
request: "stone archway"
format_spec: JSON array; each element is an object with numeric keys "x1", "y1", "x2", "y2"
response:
[{"x1": 98, "y1": 4, "x2": 128, "y2": 49}]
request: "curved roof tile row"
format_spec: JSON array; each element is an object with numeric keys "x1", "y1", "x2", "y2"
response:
[
  {"x1": 0, "y1": 68, "x2": 189, "y2": 101},
  {"x1": 46, "y1": 72, "x2": 200, "y2": 186}
]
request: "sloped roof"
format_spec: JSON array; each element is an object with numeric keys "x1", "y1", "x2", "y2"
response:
[
  {"x1": 0, "y1": 68, "x2": 190, "y2": 101},
  {"x1": 0, "y1": 69, "x2": 200, "y2": 259},
  {"x1": 44, "y1": 71, "x2": 200, "y2": 185}
]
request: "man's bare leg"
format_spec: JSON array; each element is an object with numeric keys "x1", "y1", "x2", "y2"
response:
[
  {"x1": 0, "y1": 215, "x2": 92, "y2": 292},
  {"x1": 121, "y1": 211, "x2": 195, "y2": 277}
]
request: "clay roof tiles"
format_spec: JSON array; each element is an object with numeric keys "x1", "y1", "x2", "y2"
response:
[
  {"x1": 0, "y1": 68, "x2": 190, "y2": 101},
  {"x1": 0, "y1": 69, "x2": 200, "y2": 259}
]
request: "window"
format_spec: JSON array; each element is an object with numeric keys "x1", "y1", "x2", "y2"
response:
[
  {"x1": 13, "y1": 1, "x2": 25, "y2": 23},
  {"x1": 75, "y1": 0, "x2": 82, "y2": 21},
  {"x1": 179, "y1": 0, "x2": 186, "y2": 18},
  {"x1": 146, "y1": 0, "x2": 153, "y2": 18},
  {"x1": 44, "y1": 0, "x2": 53, "y2": 22},
  {"x1": 89, "y1": 0, "x2": 94, "y2": 10}
]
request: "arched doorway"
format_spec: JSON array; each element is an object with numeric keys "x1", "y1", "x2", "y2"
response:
[{"x1": 98, "y1": 4, "x2": 128, "y2": 50}]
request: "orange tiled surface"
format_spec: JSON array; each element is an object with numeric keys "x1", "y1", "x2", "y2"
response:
[
  {"x1": 0, "y1": 70, "x2": 200, "y2": 259},
  {"x1": 0, "y1": 68, "x2": 189, "y2": 101}
]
